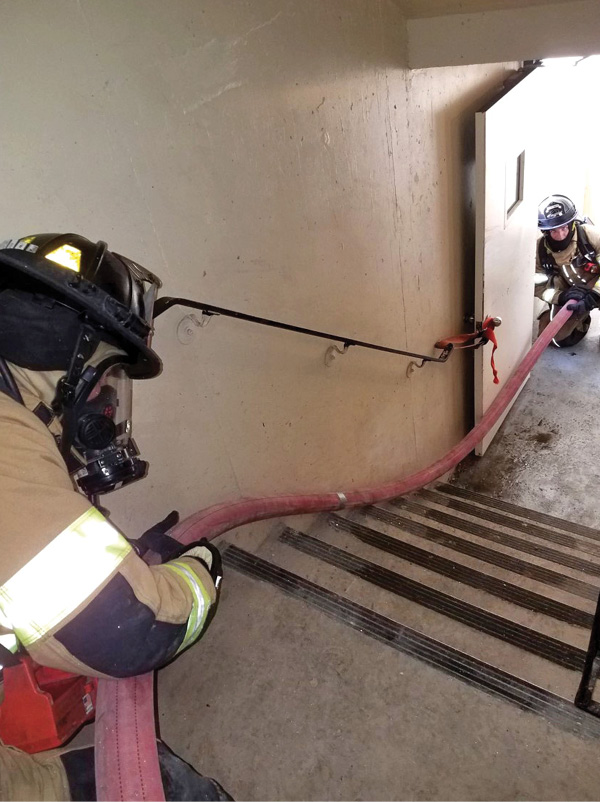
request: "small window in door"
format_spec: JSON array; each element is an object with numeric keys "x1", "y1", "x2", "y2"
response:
[{"x1": 505, "y1": 150, "x2": 525, "y2": 221}]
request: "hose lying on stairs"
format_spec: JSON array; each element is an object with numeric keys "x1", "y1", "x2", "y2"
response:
[{"x1": 95, "y1": 304, "x2": 572, "y2": 801}]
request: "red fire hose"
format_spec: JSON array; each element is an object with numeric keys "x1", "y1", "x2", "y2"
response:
[{"x1": 94, "y1": 304, "x2": 572, "y2": 801}]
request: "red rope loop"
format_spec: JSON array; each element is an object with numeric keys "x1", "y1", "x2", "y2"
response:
[{"x1": 435, "y1": 316, "x2": 500, "y2": 384}]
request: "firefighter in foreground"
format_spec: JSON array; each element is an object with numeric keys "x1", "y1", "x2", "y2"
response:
[
  {"x1": 536, "y1": 194, "x2": 600, "y2": 347},
  {"x1": 0, "y1": 233, "x2": 231, "y2": 800}
]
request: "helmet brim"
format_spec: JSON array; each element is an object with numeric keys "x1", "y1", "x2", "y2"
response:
[
  {"x1": 539, "y1": 215, "x2": 577, "y2": 232},
  {"x1": 0, "y1": 250, "x2": 161, "y2": 379}
]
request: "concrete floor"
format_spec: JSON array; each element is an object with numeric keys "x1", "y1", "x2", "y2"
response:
[
  {"x1": 156, "y1": 314, "x2": 600, "y2": 801},
  {"x1": 454, "y1": 314, "x2": 600, "y2": 528}
]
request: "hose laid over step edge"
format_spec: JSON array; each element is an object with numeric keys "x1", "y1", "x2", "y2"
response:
[{"x1": 95, "y1": 304, "x2": 572, "y2": 801}]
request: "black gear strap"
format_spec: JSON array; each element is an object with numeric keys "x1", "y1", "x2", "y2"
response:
[
  {"x1": 0, "y1": 642, "x2": 20, "y2": 668},
  {"x1": 538, "y1": 236, "x2": 556, "y2": 274},
  {"x1": 55, "y1": 322, "x2": 100, "y2": 460},
  {"x1": 0, "y1": 357, "x2": 24, "y2": 404},
  {"x1": 576, "y1": 223, "x2": 597, "y2": 264},
  {"x1": 132, "y1": 510, "x2": 181, "y2": 562},
  {"x1": 0, "y1": 359, "x2": 63, "y2": 442}
]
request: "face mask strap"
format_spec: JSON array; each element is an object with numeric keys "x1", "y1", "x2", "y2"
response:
[{"x1": 54, "y1": 321, "x2": 100, "y2": 460}]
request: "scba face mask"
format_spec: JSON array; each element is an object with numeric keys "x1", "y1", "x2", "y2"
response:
[
  {"x1": 69, "y1": 363, "x2": 147, "y2": 498},
  {"x1": 0, "y1": 232, "x2": 163, "y2": 499}
]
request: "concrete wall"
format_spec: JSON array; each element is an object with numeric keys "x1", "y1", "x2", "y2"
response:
[
  {"x1": 408, "y1": 0, "x2": 600, "y2": 68},
  {"x1": 0, "y1": 1, "x2": 515, "y2": 533}
]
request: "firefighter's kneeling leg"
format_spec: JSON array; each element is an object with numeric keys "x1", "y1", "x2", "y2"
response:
[
  {"x1": 0, "y1": 744, "x2": 70, "y2": 801},
  {"x1": 60, "y1": 743, "x2": 233, "y2": 802},
  {"x1": 538, "y1": 306, "x2": 591, "y2": 344}
]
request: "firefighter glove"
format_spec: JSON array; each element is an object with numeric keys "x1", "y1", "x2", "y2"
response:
[
  {"x1": 568, "y1": 299, "x2": 589, "y2": 316},
  {"x1": 558, "y1": 287, "x2": 598, "y2": 313}
]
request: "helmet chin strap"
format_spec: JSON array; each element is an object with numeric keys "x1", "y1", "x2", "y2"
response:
[{"x1": 54, "y1": 320, "x2": 100, "y2": 461}]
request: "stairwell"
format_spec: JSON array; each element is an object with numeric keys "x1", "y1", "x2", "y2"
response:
[
  {"x1": 223, "y1": 482, "x2": 600, "y2": 739},
  {"x1": 157, "y1": 323, "x2": 600, "y2": 799}
]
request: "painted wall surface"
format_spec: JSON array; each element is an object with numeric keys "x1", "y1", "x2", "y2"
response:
[
  {"x1": 408, "y1": 0, "x2": 600, "y2": 68},
  {"x1": 0, "y1": 1, "x2": 514, "y2": 533}
]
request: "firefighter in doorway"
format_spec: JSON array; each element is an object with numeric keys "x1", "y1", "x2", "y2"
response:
[
  {"x1": 0, "y1": 233, "x2": 231, "y2": 800},
  {"x1": 536, "y1": 194, "x2": 600, "y2": 347}
]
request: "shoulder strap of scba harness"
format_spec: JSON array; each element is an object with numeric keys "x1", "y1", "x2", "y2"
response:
[
  {"x1": 539, "y1": 222, "x2": 598, "y2": 273},
  {"x1": 0, "y1": 359, "x2": 83, "y2": 479},
  {"x1": 0, "y1": 358, "x2": 58, "y2": 427},
  {"x1": 577, "y1": 222, "x2": 597, "y2": 263}
]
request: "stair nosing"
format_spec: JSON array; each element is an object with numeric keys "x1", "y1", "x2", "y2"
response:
[
  {"x1": 224, "y1": 544, "x2": 600, "y2": 740},
  {"x1": 438, "y1": 483, "x2": 600, "y2": 543},
  {"x1": 362, "y1": 504, "x2": 599, "y2": 602},
  {"x1": 282, "y1": 527, "x2": 585, "y2": 671},
  {"x1": 328, "y1": 513, "x2": 593, "y2": 628}
]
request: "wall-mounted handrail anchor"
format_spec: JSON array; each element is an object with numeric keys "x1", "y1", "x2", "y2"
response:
[
  {"x1": 324, "y1": 343, "x2": 349, "y2": 367},
  {"x1": 176, "y1": 312, "x2": 213, "y2": 344}
]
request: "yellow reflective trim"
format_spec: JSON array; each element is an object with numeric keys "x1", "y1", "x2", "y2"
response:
[
  {"x1": 0, "y1": 633, "x2": 18, "y2": 654},
  {"x1": 166, "y1": 562, "x2": 212, "y2": 652},
  {"x1": 45, "y1": 244, "x2": 81, "y2": 272},
  {"x1": 0, "y1": 508, "x2": 131, "y2": 647}
]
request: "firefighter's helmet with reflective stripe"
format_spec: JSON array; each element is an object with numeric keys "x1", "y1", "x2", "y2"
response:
[
  {"x1": 0, "y1": 233, "x2": 163, "y2": 496},
  {"x1": 538, "y1": 195, "x2": 578, "y2": 231},
  {"x1": 0, "y1": 233, "x2": 161, "y2": 379}
]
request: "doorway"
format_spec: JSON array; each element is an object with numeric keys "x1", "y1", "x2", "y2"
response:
[{"x1": 460, "y1": 55, "x2": 600, "y2": 525}]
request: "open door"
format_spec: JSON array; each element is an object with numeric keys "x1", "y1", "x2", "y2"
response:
[{"x1": 474, "y1": 67, "x2": 551, "y2": 455}]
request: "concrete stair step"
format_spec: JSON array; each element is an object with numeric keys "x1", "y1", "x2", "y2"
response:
[
  {"x1": 222, "y1": 484, "x2": 600, "y2": 729},
  {"x1": 392, "y1": 495, "x2": 600, "y2": 577},
  {"x1": 417, "y1": 488, "x2": 600, "y2": 560},
  {"x1": 437, "y1": 483, "x2": 600, "y2": 544},
  {"x1": 377, "y1": 497, "x2": 600, "y2": 585},
  {"x1": 222, "y1": 539, "x2": 600, "y2": 738},
  {"x1": 327, "y1": 513, "x2": 593, "y2": 630},
  {"x1": 361, "y1": 503, "x2": 598, "y2": 605},
  {"x1": 249, "y1": 523, "x2": 581, "y2": 699}
]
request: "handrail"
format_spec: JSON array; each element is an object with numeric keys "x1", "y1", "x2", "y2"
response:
[{"x1": 154, "y1": 296, "x2": 454, "y2": 365}]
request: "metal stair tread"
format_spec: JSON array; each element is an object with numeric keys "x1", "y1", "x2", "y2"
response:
[
  {"x1": 250, "y1": 528, "x2": 582, "y2": 699},
  {"x1": 327, "y1": 513, "x2": 593, "y2": 630},
  {"x1": 364, "y1": 503, "x2": 600, "y2": 600},
  {"x1": 437, "y1": 483, "x2": 600, "y2": 543},
  {"x1": 386, "y1": 497, "x2": 600, "y2": 579},
  {"x1": 223, "y1": 544, "x2": 600, "y2": 739},
  {"x1": 416, "y1": 488, "x2": 600, "y2": 559}
]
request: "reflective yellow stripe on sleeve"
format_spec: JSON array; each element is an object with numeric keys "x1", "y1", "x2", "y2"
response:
[
  {"x1": 0, "y1": 508, "x2": 131, "y2": 648},
  {"x1": 165, "y1": 561, "x2": 213, "y2": 653},
  {"x1": 0, "y1": 632, "x2": 18, "y2": 654}
]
